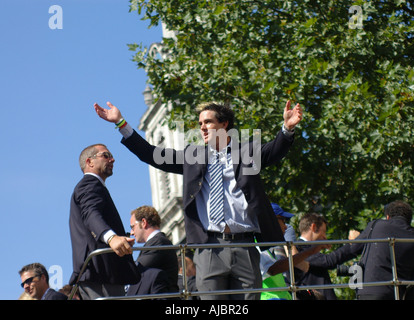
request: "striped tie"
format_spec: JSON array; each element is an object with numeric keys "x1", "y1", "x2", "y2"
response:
[{"x1": 209, "y1": 154, "x2": 224, "y2": 225}]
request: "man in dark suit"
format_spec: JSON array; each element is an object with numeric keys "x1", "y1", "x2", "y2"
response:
[
  {"x1": 126, "y1": 265, "x2": 170, "y2": 298},
  {"x1": 69, "y1": 144, "x2": 139, "y2": 299},
  {"x1": 19, "y1": 263, "x2": 68, "y2": 300},
  {"x1": 308, "y1": 200, "x2": 414, "y2": 300},
  {"x1": 94, "y1": 100, "x2": 302, "y2": 299},
  {"x1": 129, "y1": 205, "x2": 179, "y2": 294}
]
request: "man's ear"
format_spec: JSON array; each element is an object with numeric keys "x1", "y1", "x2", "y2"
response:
[
  {"x1": 223, "y1": 120, "x2": 229, "y2": 130},
  {"x1": 310, "y1": 223, "x2": 317, "y2": 233},
  {"x1": 141, "y1": 218, "x2": 148, "y2": 229},
  {"x1": 85, "y1": 157, "x2": 93, "y2": 168},
  {"x1": 40, "y1": 274, "x2": 47, "y2": 283}
]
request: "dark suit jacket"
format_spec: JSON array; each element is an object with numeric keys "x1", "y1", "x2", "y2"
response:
[
  {"x1": 121, "y1": 129, "x2": 293, "y2": 245},
  {"x1": 289, "y1": 240, "x2": 337, "y2": 300},
  {"x1": 69, "y1": 174, "x2": 139, "y2": 285},
  {"x1": 126, "y1": 265, "x2": 170, "y2": 297},
  {"x1": 43, "y1": 288, "x2": 68, "y2": 300},
  {"x1": 286, "y1": 239, "x2": 337, "y2": 300},
  {"x1": 137, "y1": 232, "x2": 179, "y2": 293},
  {"x1": 309, "y1": 217, "x2": 414, "y2": 299}
]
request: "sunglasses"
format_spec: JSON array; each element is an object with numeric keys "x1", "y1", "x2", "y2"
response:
[
  {"x1": 90, "y1": 152, "x2": 114, "y2": 160},
  {"x1": 21, "y1": 275, "x2": 40, "y2": 288}
]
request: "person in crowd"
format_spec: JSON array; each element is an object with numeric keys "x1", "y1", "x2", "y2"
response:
[
  {"x1": 259, "y1": 204, "x2": 326, "y2": 300},
  {"x1": 177, "y1": 250, "x2": 199, "y2": 300},
  {"x1": 128, "y1": 205, "x2": 179, "y2": 294},
  {"x1": 19, "y1": 263, "x2": 67, "y2": 300},
  {"x1": 59, "y1": 285, "x2": 80, "y2": 300},
  {"x1": 18, "y1": 292, "x2": 37, "y2": 300},
  {"x1": 288, "y1": 212, "x2": 336, "y2": 300},
  {"x1": 69, "y1": 144, "x2": 139, "y2": 299},
  {"x1": 308, "y1": 200, "x2": 414, "y2": 300},
  {"x1": 93, "y1": 99, "x2": 302, "y2": 299}
]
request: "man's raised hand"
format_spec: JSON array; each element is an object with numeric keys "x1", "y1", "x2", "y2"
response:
[
  {"x1": 283, "y1": 100, "x2": 303, "y2": 131},
  {"x1": 94, "y1": 101, "x2": 123, "y2": 124}
]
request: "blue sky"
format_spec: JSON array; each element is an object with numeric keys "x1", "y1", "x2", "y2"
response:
[{"x1": 0, "y1": 0, "x2": 162, "y2": 299}]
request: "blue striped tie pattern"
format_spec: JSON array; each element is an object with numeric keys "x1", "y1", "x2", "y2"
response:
[{"x1": 209, "y1": 154, "x2": 224, "y2": 225}]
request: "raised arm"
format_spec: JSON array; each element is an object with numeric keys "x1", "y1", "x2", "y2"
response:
[{"x1": 94, "y1": 101, "x2": 184, "y2": 175}]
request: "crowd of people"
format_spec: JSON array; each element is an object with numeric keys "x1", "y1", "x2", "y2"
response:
[{"x1": 18, "y1": 100, "x2": 414, "y2": 300}]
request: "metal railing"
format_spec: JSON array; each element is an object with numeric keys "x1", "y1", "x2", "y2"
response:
[{"x1": 68, "y1": 238, "x2": 414, "y2": 300}]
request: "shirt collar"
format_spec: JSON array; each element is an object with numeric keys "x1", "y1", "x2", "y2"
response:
[
  {"x1": 41, "y1": 288, "x2": 51, "y2": 300},
  {"x1": 85, "y1": 172, "x2": 106, "y2": 187},
  {"x1": 146, "y1": 229, "x2": 161, "y2": 242},
  {"x1": 208, "y1": 140, "x2": 231, "y2": 165}
]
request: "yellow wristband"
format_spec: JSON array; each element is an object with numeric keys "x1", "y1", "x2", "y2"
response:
[{"x1": 115, "y1": 118, "x2": 126, "y2": 128}]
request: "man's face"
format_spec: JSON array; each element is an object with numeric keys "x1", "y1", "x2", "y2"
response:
[
  {"x1": 130, "y1": 215, "x2": 145, "y2": 243},
  {"x1": 89, "y1": 145, "x2": 115, "y2": 180},
  {"x1": 20, "y1": 271, "x2": 47, "y2": 300},
  {"x1": 276, "y1": 216, "x2": 288, "y2": 234},
  {"x1": 312, "y1": 222, "x2": 327, "y2": 241},
  {"x1": 198, "y1": 110, "x2": 228, "y2": 146}
]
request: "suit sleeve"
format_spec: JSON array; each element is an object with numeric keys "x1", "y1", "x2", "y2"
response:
[
  {"x1": 260, "y1": 130, "x2": 294, "y2": 168},
  {"x1": 121, "y1": 130, "x2": 184, "y2": 174},
  {"x1": 137, "y1": 247, "x2": 167, "y2": 269},
  {"x1": 75, "y1": 180, "x2": 113, "y2": 241},
  {"x1": 308, "y1": 220, "x2": 381, "y2": 271},
  {"x1": 308, "y1": 244, "x2": 362, "y2": 271},
  {"x1": 151, "y1": 270, "x2": 170, "y2": 294}
]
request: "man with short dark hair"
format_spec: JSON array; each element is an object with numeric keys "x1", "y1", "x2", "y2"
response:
[
  {"x1": 292, "y1": 213, "x2": 336, "y2": 300},
  {"x1": 94, "y1": 99, "x2": 303, "y2": 299},
  {"x1": 19, "y1": 263, "x2": 67, "y2": 300}
]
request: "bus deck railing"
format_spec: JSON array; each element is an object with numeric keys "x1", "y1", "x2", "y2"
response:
[{"x1": 69, "y1": 237, "x2": 414, "y2": 300}]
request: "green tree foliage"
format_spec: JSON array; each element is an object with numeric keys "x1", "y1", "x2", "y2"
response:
[{"x1": 129, "y1": 0, "x2": 414, "y2": 240}]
